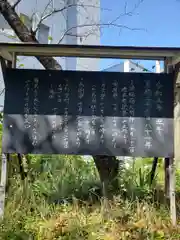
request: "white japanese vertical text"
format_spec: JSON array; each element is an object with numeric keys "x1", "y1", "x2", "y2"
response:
[
  {"x1": 112, "y1": 80, "x2": 118, "y2": 148},
  {"x1": 32, "y1": 78, "x2": 39, "y2": 146},
  {"x1": 121, "y1": 86, "x2": 128, "y2": 144},
  {"x1": 144, "y1": 79, "x2": 153, "y2": 149},
  {"x1": 24, "y1": 79, "x2": 31, "y2": 129},
  {"x1": 76, "y1": 78, "x2": 84, "y2": 147},
  {"x1": 128, "y1": 80, "x2": 136, "y2": 153},
  {"x1": 91, "y1": 84, "x2": 97, "y2": 137},
  {"x1": 155, "y1": 80, "x2": 164, "y2": 136},
  {"x1": 99, "y1": 82, "x2": 106, "y2": 144},
  {"x1": 63, "y1": 78, "x2": 70, "y2": 148}
]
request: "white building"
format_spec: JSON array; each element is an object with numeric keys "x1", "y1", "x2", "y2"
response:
[
  {"x1": 103, "y1": 59, "x2": 162, "y2": 73},
  {"x1": 0, "y1": 0, "x2": 100, "y2": 106}
]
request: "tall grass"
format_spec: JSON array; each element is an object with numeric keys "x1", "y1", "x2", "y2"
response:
[{"x1": 0, "y1": 155, "x2": 180, "y2": 239}]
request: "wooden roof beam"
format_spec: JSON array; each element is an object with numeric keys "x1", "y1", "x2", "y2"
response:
[{"x1": 0, "y1": 43, "x2": 180, "y2": 60}]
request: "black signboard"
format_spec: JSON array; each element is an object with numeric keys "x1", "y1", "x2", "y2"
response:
[{"x1": 2, "y1": 69, "x2": 174, "y2": 157}]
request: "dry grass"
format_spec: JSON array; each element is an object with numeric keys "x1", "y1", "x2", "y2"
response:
[{"x1": 1, "y1": 194, "x2": 180, "y2": 240}]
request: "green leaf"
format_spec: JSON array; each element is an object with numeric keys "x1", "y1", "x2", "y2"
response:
[
  {"x1": 19, "y1": 64, "x2": 24, "y2": 68},
  {"x1": 20, "y1": 14, "x2": 25, "y2": 24},
  {"x1": 7, "y1": 34, "x2": 17, "y2": 39},
  {"x1": 48, "y1": 36, "x2": 53, "y2": 41}
]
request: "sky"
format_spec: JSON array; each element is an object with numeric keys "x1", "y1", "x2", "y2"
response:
[{"x1": 100, "y1": 0, "x2": 180, "y2": 70}]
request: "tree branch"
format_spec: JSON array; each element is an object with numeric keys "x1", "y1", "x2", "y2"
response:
[
  {"x1": 27, "y1": 0, "x2": 146, "y2": 45},
  {"x1": 110, "y1": 0, "x2": 144, "y2": 25},
  {"x1": 0, "y1": 88, "x2": 5, "y2": 96},
  {"x1": 58, "y1": 23, "x2": 145, "y2": 44},
  {"x1": 32, "y1": 2, "x2": 110, "y2": 34},
  {"x1": 35, "y1": 0, "x2": 145, "y2": 45},
  {"x1": 12, "y1": 0, "x2": 22, "y2": 9}
]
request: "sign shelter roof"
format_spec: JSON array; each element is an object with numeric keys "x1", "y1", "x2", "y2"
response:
[
  {"x1": 0, "y1": 42, "x2": 179, "y2": 227},
  {"x1": 0, "y1": 43, "x2": 180, "y2": 66}
]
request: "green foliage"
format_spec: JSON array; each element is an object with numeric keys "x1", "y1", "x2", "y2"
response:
[
  {"x1": 18, "y1": 63, "x2": 25, "y2": 68},
  {"x1": 48, "y1": 36, "x2": 53, "y2": 41},
  {"x1": 26, "y1": 155, "x2": 99, "y2": 202}
]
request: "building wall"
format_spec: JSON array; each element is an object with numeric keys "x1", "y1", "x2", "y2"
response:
[
  {"x1": 128, "y1": 61, "x2": 147, "y2": 73},
  {"x1": 65, "y1": 0, "x2": 100, "y2": 71},
  {"x1": 103, "y1": 60, "x2": 149, "y2": 73},
  {"x1": 75, "y1": 0, "x2": 100, "y2": 71},
  {"x1": 103, "y1": 63, "x2": 124, "y2": 72}
]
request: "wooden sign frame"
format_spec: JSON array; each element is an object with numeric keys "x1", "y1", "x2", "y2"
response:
[{"x1": 0, "y1": 43, "x2": 180, "y2": 226}]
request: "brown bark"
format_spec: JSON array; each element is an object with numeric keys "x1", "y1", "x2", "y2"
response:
[
  {"x1": 0, "y1": 0, "x2": 119, "y2": 196},
  {"x1": 94, "y1": 155, "x2": 119, "y2": 197}
]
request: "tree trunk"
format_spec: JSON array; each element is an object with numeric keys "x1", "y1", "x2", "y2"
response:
[
  {"x1": 0, "y1": 0, "x2": 119, "y2": 197},
  {"x1": 93, "y1": 156, "x2": 119, "y2": 198}
]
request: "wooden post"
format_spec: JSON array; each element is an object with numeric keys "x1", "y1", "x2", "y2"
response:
[
  {"x1": 164, "y1": 58, "x2": 177, "y2": 226},
  {"x1": 164, "y1": 157, "x2": 170, "y2": 198},
  {"x1": 0, "y1": 56, "x2": 8, "y2": 219},
  {"x1": 0, "y1": 53, "x2": 17, "y2": 219},
  {"x1": 12, "y1": 52, "x2": 16, "y2": 69},
  {"x1": 164, "y1": 60, "x2": 170, "y2": 199},
  {"x1": 169, "y1": 157, "x2": 176, "y2": 226},
  {"x1": 0, "y1": 154, "x2": 7, "y2": 219}
]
